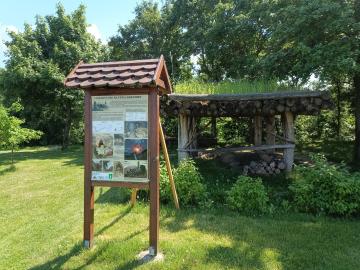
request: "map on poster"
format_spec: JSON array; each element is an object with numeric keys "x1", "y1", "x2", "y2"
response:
[{"x1": 91, "y1": 95, "x2": 148, "y2": 182}]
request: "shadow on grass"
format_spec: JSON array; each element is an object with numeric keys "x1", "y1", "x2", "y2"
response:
[
  {"x1": 29, "y1": 206, "x2": 135, "y2": 270},
  {"x1": 96, "y1": 187, "x2": 131, "y2": 204},
  {"x1": 0, "y1": 164, "x2": 16, "y2": 176},
  {"x1": 0, "y1": 146, "x2": 83, "y2": 168}
]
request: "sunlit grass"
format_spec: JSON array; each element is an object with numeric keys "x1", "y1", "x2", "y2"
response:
[
  {"x1": 174, "y1": 80, "x2": 303, "y2": 94},
  {"x1": 0, "y1": 146, "x2": 359, "y2": 269}
]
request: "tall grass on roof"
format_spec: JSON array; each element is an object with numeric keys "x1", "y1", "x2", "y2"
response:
[{"x1": 174, "y1": 79, "x2": 303, "y2": 94}]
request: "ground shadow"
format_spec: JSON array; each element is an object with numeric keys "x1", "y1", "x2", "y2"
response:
[
  {"x1": 0, "y1": 146, "x2": 83, "y2": 167},
  {"x1": 96, "y1": 187, "x2": 131, "y2": 204},
  {"x1": 0, "y1": 164, "x2": 16, "y2": 176}
]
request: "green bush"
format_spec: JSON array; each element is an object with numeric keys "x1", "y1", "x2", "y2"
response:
[
  {"x1": 290, "y1": 154, "x2": 360, "y2": 216},
  {"x1": 227, "y1": 176, "x2": 269, "y2": 215},
  {"x1": 160, "y1": 159, "x2": 208, "y2": 207}
]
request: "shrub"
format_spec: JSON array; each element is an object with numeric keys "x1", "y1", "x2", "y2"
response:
[
  {"x1": 227, "y1": 176, "x2": 269, "y2": 215},
  {"x1": 290, "y1": 154, "x2": 360, "y2": 216},
  {"x1": 160, "y1": 159, "x2": 208, "y2": 207}
]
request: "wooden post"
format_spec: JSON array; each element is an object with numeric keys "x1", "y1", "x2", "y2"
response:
[
  {"x1": 282, "y1": 112, "x2": 295, "y2": 172},
  {"x1": 265, "y1": 116, "x2": 276, "y2": 153},
  {"x1": 178, "y1": 113, "x2": 197, "y2": 161},
  {"x1": 130, "y1": 188, "x2": 138, "y2": 207},
  {"x1": 159, "y1": 119, "x2": 180, "y2": 209},
  {"x1": 210, "y1": 117, "x2": 217, "y2": 137},
  {"x1": 84, "y1": 90, "x2": 94, "y2": 248},
  {"x1": 148, "y1": 90, "x2": 160, "y2": 255},
  {"x1": 254, "y1": 115, "x2": 262, "y2": 146}
]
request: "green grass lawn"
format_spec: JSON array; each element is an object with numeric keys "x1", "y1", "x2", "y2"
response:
[
  {"x1": 174, "y1": 80, "x2": 302, "y2": 95},
  {"x1": 1, "y1": 146, "x2": 360, "y2": 270}
]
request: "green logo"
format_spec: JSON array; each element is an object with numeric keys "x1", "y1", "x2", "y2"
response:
[{"x1": 109, "y1": 173, "x2": 113, "y2": 180}]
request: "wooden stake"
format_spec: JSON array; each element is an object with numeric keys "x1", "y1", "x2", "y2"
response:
[
  {"x1": 130, "y1": 188, "x2": 138, "y2": 206},
  {"x1": 159, "y1": 119, "x2": 180, "y2": 209}
]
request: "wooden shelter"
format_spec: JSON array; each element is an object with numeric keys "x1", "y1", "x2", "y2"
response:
[
  {"x1": 160, "y1": 91, "x2": 333, "y2": 173},
  {"x1": 64, "y1": 56, "x2": 172, "y2": 255}
]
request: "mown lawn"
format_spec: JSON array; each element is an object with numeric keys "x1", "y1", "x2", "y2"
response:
[{"x1": 1, "y1": 147, "x2": 360, "y2": 270}]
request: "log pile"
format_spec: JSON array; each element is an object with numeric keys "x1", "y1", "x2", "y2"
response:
[
  {"x1": 160, "y1": 91, "x2": 333, "y2": 117},
  {"x1": 243, "y1": 158, "x2": 286, "y2": 176}
]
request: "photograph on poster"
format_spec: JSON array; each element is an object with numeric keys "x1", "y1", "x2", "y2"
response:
[
  {"x1": 124, "y1": 139, "x2": 147, "y2": 160},
  {"x1": 114, "y1": 134, "x2": 124, "y2": 146},
  {"x1": 125, "y1": 121, "x2": 147, "y2": 138},
  {"x1": 103, "y1": 160, "x2": 113, "y2": 172},
  {"x1": 92, "y1": 160, "x2": 102, "y2": 171},
  {"x1": 93, "y1": 134, "x2": 113, "y2": 158},
  {"x1": 113, "y1": 161, "x2": 124, "y2": 177},
  {"x1": 124, "y1": 161, "x2": 147, "y2": 179},
  {"x1": 92, "y1": 100, "x2": 109, "y2": 111}
]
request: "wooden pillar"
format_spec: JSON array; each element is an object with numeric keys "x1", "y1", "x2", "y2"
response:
[
  {"x1": 254, "y1": 115, "x2": 262, "y2": 146},
  {"x1": 148, "y1": 90, "x2": 160, "y2": 255},
  {"x1": 84, "y1": 91, "x2": 94, "y2": 248},
  {"x1": 178, "y1": 113, "x2": 197, "y2": 161},
  {"x1": 210, "y1": 117, "x2": 217, "y2": 137},
  {"x1": 282, "y1": 112, "x2": 295, "y2": 172},
  {"x1": 265, "y1": 116, "x2": 276, "y2": 153}
]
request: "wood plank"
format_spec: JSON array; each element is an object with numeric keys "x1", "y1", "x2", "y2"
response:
[
  {"x1": 131, "y1": 188, "x2": 138, "y2": 206},
  {"x1": 91, "y1": 180, "x2": 149, "y2": 189},
  {"x1": 265, "y1": 116, "x2": 276, "y2": 153},
  {"x1": 159, "y1": 119, "x2": 179, "y2": 209},
  {"x1": 178, "y1": 144, "x2": 295, "y2": 153}
]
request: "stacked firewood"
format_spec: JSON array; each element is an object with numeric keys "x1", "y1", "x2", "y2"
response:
[
  {"x1": 243, "y1": 160, "x2": 286, "y2": 175},
  {"x1": 160, "y1": 92, "x2": 333, "y2": 117}
]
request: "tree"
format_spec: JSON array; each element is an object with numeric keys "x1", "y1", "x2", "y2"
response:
[
  {"x1": 0, "y1": 102, "x2": 42, "y2": 163},
  {"x1": 3, "y1": 4, "x2": 108, "y2": 148}
]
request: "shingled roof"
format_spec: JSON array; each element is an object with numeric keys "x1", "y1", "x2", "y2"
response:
[{"x1": 64, "y1": 55, "x2": 172, "y2": 93}]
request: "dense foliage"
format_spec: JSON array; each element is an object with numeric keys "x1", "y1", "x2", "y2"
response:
[
  {"x1": 227, "y1": 175, "x2": 269, "y2": 215},
  {"x1": 290, "y1": 155, "x2": 360, "y2": 216},
  {"x1": 1, "y1": 4, "x2": 107, "y2": 147},
  {"x1": 160, "y1": 159, "x2": 208, "y2": 207},
  {"x1": 0, "y1": 102, "x2": 42, "y2": 163}
]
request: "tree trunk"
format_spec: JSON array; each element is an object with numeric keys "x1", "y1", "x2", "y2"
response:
[
  {"x1": 353, "y1": 74, "x2": 360, "y2": 164},
  {"x1": 335, "y1": 80, "x2": 342, "y2": 139}
]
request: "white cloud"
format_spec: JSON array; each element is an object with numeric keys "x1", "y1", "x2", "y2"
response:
[{"x1": 87, "y1": 24, "x2": 103, "y2": 43}]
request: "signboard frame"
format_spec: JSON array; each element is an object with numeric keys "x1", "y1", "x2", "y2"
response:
[{"x1": 83, "y1": 87, "x2": 160, "y2": 254}]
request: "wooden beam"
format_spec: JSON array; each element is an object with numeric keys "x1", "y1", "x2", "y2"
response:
[
  {"x1": 282, "y1": 112, "x2": 295, "y2": 172},
  {"x1": 159, "y1": 119, "x2": 179, "y2": 209},
  {"x1": 168, "y1": 91, "x2": 330, "y2": 101},
  {"x1": 265, "y1": 116, "x2": 275, "y2": 153},
  {"x1": 178, "y1": 144, "x2": 294, "y2": 153},
  {"x1": 178, "y1": 114, "x2": 197, "y2": 161},
  {"x1": 254, "y1": 116, "x2": 262, "y2": 146}
]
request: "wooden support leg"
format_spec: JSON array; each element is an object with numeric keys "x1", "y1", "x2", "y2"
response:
[
  {"x1": 178, "y1": 114, "x2": 197, "y2": 161},
  {"x1": 159, "y1": 119, "x2": 179, "y2": 209},
  {"x1": 265, "y1": 116, "x2": 276, "y2": 153},
  {"x1": 83, "y1": 91, "x2": 94, "y2": 248},
  {"x1": 211, "y1": 117, "x2": 217, "y2": 138},
  {"x1": 282, "y1": 112, "x2": 295, "y2": 172},
  {"x1": 130, "y1": 188, "x2": 138, "y2": 207},
  {"x1": 149, "y1": 91, "x2": 160, "y2": 256},
  {"x1": 254, "y1": 115, "x2": 262, "y2": 146}
]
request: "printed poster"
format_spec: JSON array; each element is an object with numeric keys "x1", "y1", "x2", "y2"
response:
[{"x1": 91, "y1": 95, "x2": 148, "y2": 182}]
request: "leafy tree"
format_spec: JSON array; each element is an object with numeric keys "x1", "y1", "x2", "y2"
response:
[
  {"x1": 109, "y1": 1, "x2": 192, "y2": 82},
  {"x1": 2, "y1": 4, "x2": 108, "y2": 148},
  {"x1": 0, "y1": 102, "x2": 42, "y2": 163}
]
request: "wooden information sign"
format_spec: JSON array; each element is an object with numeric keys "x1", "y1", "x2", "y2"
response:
[{"x1": 65, "y1": 56, "x2": 172, "y2": 256}]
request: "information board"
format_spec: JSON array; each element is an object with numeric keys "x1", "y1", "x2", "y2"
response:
[{"x1": 91, "y1": 95, "x2": 148, "y2": 182}]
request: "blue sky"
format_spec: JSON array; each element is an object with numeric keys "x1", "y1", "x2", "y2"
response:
[{"x1": 0, "y1": 0, "x2": 149, "y2": 67}]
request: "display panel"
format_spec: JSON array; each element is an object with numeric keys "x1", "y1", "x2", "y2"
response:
[{"x1": 91, "y1": 95, "x2": 148, "y2": 182}]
